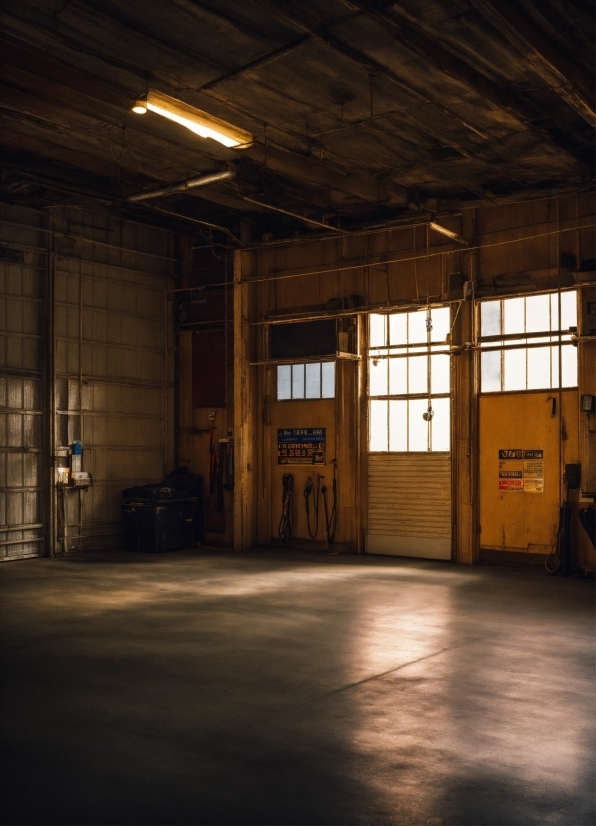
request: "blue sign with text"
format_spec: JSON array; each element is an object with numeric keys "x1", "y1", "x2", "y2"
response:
[{"x1": 278, "y1": 428, "x2": 326, "y2": 464}]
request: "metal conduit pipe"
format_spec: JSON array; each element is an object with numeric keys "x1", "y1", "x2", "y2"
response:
[{"x1": 127, "y1": 167, "x2": 236, "y2": 202}]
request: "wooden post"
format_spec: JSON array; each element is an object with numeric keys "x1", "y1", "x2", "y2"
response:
[
  {"x1": 452, "y1": 305, "x2": 478, "y2": 564},
  {"x1": 452, "y1": 212, "x2": 479, "y2": 564},
  {"x1": 233, "y1": 249, "x2": 256, "y2": 550}
]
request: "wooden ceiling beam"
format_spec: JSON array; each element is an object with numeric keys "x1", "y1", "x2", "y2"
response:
[
  {"x1": 338, "y1": 1, "x2": 594, "y2": 168},
  {"x1": 77, "y1": 0, "x2": 225, "y2": 78},
  {"x1": 467, "y1": 0, "x2": 595, "y2": 127},
  {"x1": 242, "y1": 140, "x2": 409, "y2": 207},
  {"x1": 0, "y1": 38, "x2": 133, "y2": 109},
  {"x1": 0, "y1": 126, "x2": 141, "y2": 185},
  {"x1": 0, "y1": 38, "x2": 409, "y2": 209}
]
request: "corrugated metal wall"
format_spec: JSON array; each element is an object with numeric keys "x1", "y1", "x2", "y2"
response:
[
  {"x1": 367, "y1": 452, "x2": 452, "y2": 559},
  {"x1": 0, "y1": 204, "x2": 47, "y2": 560},
  {"x1": 52, "y1": 207, "x2": 176, "y2": 552},
  {"x1": 0, "y1": 203, "x2": 176, "y2": 558}
]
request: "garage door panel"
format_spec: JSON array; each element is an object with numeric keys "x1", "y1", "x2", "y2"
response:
[{"x1": 367, "y1": 452, "x2": 452, "y2": 558}]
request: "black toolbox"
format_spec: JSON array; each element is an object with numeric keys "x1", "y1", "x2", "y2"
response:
[
  {"x1": 123, "y1": 469, "x2": 204, "y2": 544},
  {"x1": 123, "y1": 498, "x2": 198, "y2": 553}
]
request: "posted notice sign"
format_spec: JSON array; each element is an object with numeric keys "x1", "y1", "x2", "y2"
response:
[
  {"x1": 498, "y1": 449, "x2": 544, "y2": 493},
  {"x1": 278, "y1": 428, "x2": 326, "y2": 465}
]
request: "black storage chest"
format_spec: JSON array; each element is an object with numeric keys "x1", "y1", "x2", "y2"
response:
[{"x1": 123, "y1": 498, "x2": 197, "y2": 553}]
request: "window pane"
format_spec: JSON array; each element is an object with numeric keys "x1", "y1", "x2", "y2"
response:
[
  {"x1": 389, "y1": 400, "x2": 408, "y2": 451},
  {"x1": 408, "y1": 355, "x2": 428, "y2": 394},
  {"x1": 321, "y1": 362, "x2": 335, "y2": 398},
  {"x1": 370, "y1": 400, "x2": 388, "y2": 451},
  {"x1": 526, "y1": 294, "x2": 550, "y2": 333},
  {"x1": 503, "y1": 297, "x2": 525, "y2": 335},
  {"x1": 431, "y1": 397, "x2": 450, "y2": 451},
  {"x1": 481, "y1": 300, "x2": 501, "y2": 337},
  {"x1": 305, "y1": 362, "x2": 321, "y2": 398},
  {"x1": 550, "y1": 293, "x2": 559, "y2": 331},
  {"x1": 370, "y1": 314, "x2": 387, "y2": 347},
  {"x1": 431, "y1": 307, "x2": 450, "y2": 343},
  {"x1": 561, "y1": 291, "x2": 577, "y2": 331},
  {"x1": 369, "y1": 357, "x2": 388, "y2": 396},
  {"x1": 389, "y1": 357, "x2": 407, "y2": 395},
  {"x1": 561, "y1": 344, "x2": 577, "y2": 387},
  {"x1": 551, "y1": 345, "x2": 560, "y2": 388},
  {"x1": 481, "y1": 351, "x2": 501, "y2": 392},
  {"x1": 408, "y1": 399, "x2": 429, "y2": 451},
  {"x1": 504, "y1": 348, "x2": 527, "y2": 390},
  {"x1": 292, "y1": 364, "x2": 305, "y2": 398},
  {"x1": 431, "y1": 354, "x2": 450, "y2": 395},
  {"x1": 389, "y1": 313, "x2": 407, "y2": 345},
  {"x1": 277, "y1": 365, "x2": 291, "y2": 400},
  {"x1": 527, "y1": 346, "x2": 551, "y2": 389},
  {"x1": 408, "y1": 310, "x2": 428, "y2": 344}
]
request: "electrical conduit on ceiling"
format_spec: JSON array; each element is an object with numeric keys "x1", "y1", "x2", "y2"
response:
[{"x1": 126, "y1": 167, "x2": 237, "y2": 202}]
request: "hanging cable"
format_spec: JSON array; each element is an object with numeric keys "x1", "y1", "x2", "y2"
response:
[
  {"x1": 303, "y1": 474, "x2": 320, "y2": 539},
  {"x1": 279, "y1": 473, "x2": 295, "y2": 545},
  {"x1": 321, "y1": 459, "x2": 338, "y2": 546},
  {"x1": 423, "y1": 309, "x2": 434, "y2": 447},
  {"x1": 208, "y1": 411, "x2": 217, "y2": 495}
]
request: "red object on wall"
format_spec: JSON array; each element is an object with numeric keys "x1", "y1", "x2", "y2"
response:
[{"x1": 192, "y1": 330, "x2": 226, "y2": 408}]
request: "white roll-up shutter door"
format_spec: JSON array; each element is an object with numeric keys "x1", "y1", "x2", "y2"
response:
[{"x1": 367, "y1": 452, "x2": 452, "y2": 559}]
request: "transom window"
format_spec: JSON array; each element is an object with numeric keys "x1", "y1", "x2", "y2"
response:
[
  {"x1": 368, "y1": 308, "x2": 451, "y2": 452},
  {"x1": 480, "y1": 291, "x2": 578, "y2": 392},
  {"x1": 277, "y1": 361, "x2": 335, "y2": 400}
]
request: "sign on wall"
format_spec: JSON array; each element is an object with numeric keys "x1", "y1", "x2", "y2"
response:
[
  {"x1": 498, "y1": 449, "x2": 544, "y2": 493},
  {"x1": 278, "y1": 428, "x2": 326, "y2": 465}
]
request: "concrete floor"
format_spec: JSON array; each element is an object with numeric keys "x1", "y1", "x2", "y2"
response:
[{"x1": 0, "y1": 549, "x2": 594, "y2": 826}]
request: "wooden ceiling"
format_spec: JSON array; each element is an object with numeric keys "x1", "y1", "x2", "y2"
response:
[{"x1": 0, "y1": 0, "x2": 594, "y2": 240}]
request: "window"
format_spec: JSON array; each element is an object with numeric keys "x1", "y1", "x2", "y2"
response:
[
  {"x1": 368, "y1": 307, "x2": 451, "y2": 452},
  {"x1": 277, "y1": 362, "x2": 335, "y2": 400},
  {"x1": 480, "y1": 291, "x2": 577, "y2": 392}
]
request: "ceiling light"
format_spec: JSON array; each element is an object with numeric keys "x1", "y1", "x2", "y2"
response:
[
  {"x1": 132, "y1": 91, "x2": 253, "y2": 149},
  {"x1": 429, "y1": 221, "x2": 469, "y2": 246}
]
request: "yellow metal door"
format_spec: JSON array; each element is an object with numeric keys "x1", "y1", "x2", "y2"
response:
[{"x1": 479, "y1": 390, "x2": 578, "y2": 553}]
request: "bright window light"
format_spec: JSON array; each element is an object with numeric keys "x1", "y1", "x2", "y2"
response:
[
  {"x1": 479, "y1": 291, "x2": 578, "y2": 392},
  {"x1": 368, "y1": 308, "x2": 451, "y2": 452},
  {"x1": 132, "y1": 91, "x2": 253, "y2": 149},
  {"x1": 276, "y1": 362, "x2": 335, "y2": 400}
]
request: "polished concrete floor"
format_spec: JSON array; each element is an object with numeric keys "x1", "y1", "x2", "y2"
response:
[{"x1": 0, "y1": 548, "x2": 594, "y2": 826}]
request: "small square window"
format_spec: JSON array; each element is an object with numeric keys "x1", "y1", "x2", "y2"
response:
[{"x1": 277, "y1": 362, "x2": 335, "y2": 400}]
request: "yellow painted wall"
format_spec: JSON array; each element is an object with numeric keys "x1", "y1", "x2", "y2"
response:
[
  {"x1": 269, "y1": 397, "x2": 336, "y2": 545},
  {"x1": 177, "y1": 194, "x2": 595, "y2": 564}
]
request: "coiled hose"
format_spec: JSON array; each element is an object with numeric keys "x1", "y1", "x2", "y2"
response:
[
  {"x1": 303, "y1": 475, "x2": 320, "y2": 539},
  {"x1": 279, "y1": 473, "x2": 295, "y2": 545}
]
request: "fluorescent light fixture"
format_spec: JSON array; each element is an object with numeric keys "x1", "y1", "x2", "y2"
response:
[
  {"x1": 132, "y1": 90, "x2": 253, "y2": 149},
  {"x1": 429, "y1": 221, "x2": 469, "y2": 246}
]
